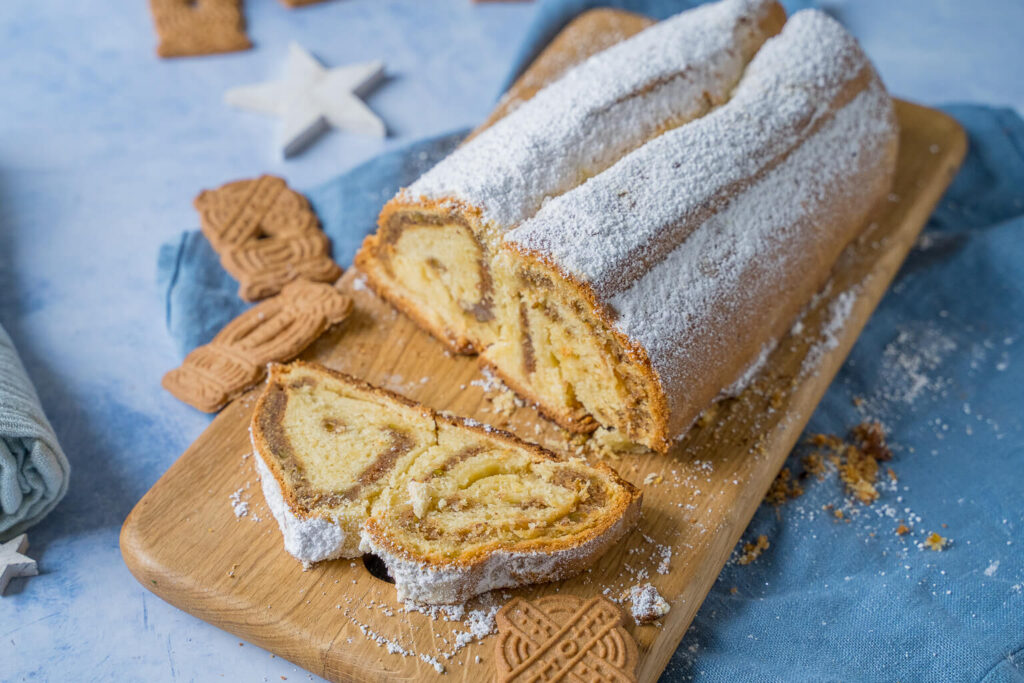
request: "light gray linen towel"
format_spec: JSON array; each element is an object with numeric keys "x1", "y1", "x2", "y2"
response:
[{"x1": 0, "y1": 324, "x2": 69, "y2": 540}]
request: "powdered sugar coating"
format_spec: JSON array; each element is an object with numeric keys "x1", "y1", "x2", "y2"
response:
[
  {"x1": 509, "y1": 10, "x2": 898, "y2": 438},
  {"x1": 721, "y1": 340, "x2": 778, "y2": 398},
  {"x1": 509, "y1": 10, "x2": 883, "y2": 293},
  {"x1": 253, "y1": 442, "x2": 347, "y2": 565},
  {"x1": 629, "y1": 582, "x2": 670, "y2": 624},
  {"x1": 406, "y1": 0, "x2": 781, "y2": 228}
]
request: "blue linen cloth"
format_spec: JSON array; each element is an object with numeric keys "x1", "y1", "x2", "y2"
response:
[
  {"x1": 156, "y1": 2, "x2": 1024, "y2": 680},
  {"x1": 0, "y1": 324, "x2": 70, "y2": 540}
]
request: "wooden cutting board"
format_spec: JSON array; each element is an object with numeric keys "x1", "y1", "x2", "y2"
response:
[{"x1": 121, "y1": 9, "x2": 966, "y2": 683}]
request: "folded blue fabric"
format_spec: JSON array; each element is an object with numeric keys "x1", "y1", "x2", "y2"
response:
[
  {"x1": 0, "y1": 324, "x2": 70, "y2": 541},
  {"x1": 155, "y1": 3, "x2": 1024, "y2": 680}
]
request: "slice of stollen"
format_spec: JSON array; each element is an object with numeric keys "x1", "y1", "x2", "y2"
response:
[
  {"x1": 361, "y1": 416, "x2": 642, "y2": 604},
  {"x1": 250, "y1": 361, "x2": 642, "y2": 603},
  {"x1": 251, "y1": 362, "x2": 436, "y2": 562}
]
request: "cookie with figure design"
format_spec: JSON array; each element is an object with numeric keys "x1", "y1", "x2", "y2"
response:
[
  {"x1": 193, "y1": 175, "x2": 341, "y2": 301},
  {"x1": 162, "y1": 279, "x2": 352, "y2": 412}
]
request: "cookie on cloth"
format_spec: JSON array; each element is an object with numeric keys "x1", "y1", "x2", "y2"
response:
[
  {"x1": 194, "y1": 175, "x2": 342, "y2": 301},
  {"x1": 162, "y1": 279, "x2": 352, "y2": 412},
  {"x1": 149, "y1": 0, "x2": 252, "y2": 58}
]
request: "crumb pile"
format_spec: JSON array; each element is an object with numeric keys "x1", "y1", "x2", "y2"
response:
[
  {"x1": 736, "y1": 535, "x2": 770, "y2": 565},
  {"x1": 630, "y1": 583, "x2": 671, "y2": 624}
]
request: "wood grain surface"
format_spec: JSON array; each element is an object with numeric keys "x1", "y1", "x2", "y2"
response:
[{"x1": 121, "y1": 9, "x2": 966, "y2": 682}]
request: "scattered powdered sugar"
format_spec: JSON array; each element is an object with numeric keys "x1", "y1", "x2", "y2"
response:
[
  {"x1": 984, "y1": 560, "x2": 1000, "y2": 577},
  {"x1": 629, "y1": 583, "x2": 671, "y2": 624},
  {"x1": 229, "y1": 488, "x2": 249, "y2": 518},
  {"x1": 802, "y1": 288, "x2": 859, "y2": 375},
  {"x1": 877, "y1": 327, "x2": 957, "y2": 406},
  {"x1": 449, "y1": 606, "x2": 501, "y2": 653},
  {"x1": 509, "y1": 10, "x2": 897, "y2": 440},
  {"x1": 338, "y1": 596, "x2": 503, "y2": 674},
  {"x1": 849, "y1": 325, "x2": 958, "y2": 422},
  {"x1": 349, "y1": 617, "x2": 413, "y2": 658},
  {"x1": 641, "y1": 534, "x2": 674, "y2": 575},
  {"x1": 420, "y1": 654, "x2": 445, "y2": 674},
  {"x1": 407, "y1": 0, "x2": 780, "y2": 228}
]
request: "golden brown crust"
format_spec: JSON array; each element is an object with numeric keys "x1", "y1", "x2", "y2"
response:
[{"x1": 363, "y1": 428, "x2": 642, "y2": 570}]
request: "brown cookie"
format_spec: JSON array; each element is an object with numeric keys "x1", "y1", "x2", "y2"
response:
[
  {"x1": 162, "y1": 279, "x2": 352, "y2": 412},
  {"x1": 150, "y1": 0, "x2": 252, "y2": 59},
  {"x1": 221, "y1": 233, "x2": 341, "y2": 301},
  {"x1": 194, "y1": 175, "x2": 340, "y2": 301},
  {"x1": 495, "y1": 595, "x2": 638, "y2": 682}
]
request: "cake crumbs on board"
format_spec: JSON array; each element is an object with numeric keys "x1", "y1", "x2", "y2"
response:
[{"x1": 629, "y1": 582, "x2": 671, "y2": 625}]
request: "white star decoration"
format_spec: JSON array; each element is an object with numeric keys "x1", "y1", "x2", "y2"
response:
[
  {"x1": 226, "y1": 43, "x2": 386, "y2": 158},
  {"x1": 0, "y1": 534, "x2": 38, "y2": 595}
]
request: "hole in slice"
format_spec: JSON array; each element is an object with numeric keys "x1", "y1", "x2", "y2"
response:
[{"x1": 362, "y1": 553, "x2": 394, "y2": 583}]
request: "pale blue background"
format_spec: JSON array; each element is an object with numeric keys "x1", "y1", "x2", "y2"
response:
[{"x1": 1, "y1": 1, "x2": 1023, "y2": 681}]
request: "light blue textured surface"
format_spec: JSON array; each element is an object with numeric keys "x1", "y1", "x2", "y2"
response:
[{"x1": 2, "y1": 1, "x2": 1023, "y2": 681}]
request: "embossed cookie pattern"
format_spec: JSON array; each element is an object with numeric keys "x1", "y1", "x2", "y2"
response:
[
  {"x1": 162, "y1": 279, "x2": 352, "y2": 412},
  {"x1": 194, "y1": 175, "x2": 341, "y2": 301},
  {"x1": 495, "y1": 595, "x2": 638, "y2": 683}
]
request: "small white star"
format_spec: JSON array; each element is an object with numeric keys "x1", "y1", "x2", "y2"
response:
[
  {"x1": 1, "y1": 533, "x2": 38, "y2": 595},
  {"x1": 226, "y1": 43, "x2": 386, "y2": 158}
]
